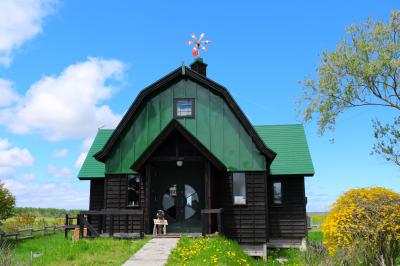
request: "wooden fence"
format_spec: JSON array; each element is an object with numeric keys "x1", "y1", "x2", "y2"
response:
[{"x1": 0, "y1": 225, "x2": 65, "y2": 242}]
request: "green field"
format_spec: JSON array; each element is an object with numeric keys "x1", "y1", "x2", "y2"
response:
[
  {"x1": 3, "y1": 233, "x2": 149, "y2": 266},
  {"x1": 1, "y1": 207, "x2": 80, "y2": 234}
]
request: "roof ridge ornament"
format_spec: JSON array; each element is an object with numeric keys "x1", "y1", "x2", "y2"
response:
[
  {"x1": 181, "y1": 61, "x2": 186, "y2": 75},
  {"x1": 186, "y1": 33, "x2": 211, "y2": 57}
]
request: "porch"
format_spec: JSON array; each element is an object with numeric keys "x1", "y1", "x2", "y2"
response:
[{"x1": 64, "y1": 208, "x2": 223, "y2": 238}]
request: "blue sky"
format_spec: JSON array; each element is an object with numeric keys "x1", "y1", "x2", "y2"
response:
[{"x1": 0, "y1": 0, "x2": 398, "y2": 211}]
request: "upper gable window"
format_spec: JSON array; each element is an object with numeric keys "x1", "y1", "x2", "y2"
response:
[{"x1": 174, "y1": 98, "x2": 195, "y2": 118}]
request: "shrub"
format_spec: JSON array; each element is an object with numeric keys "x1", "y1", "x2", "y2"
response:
[
  {"x1": 0, "y1": 181, "x2": 15, "y2": 225},
  {"x1": 15, "y1": 214, "x2": 36, "y2": 228},
  {"x1": 322, "y1": 187, "x2": 400, "y2": 264},
  {"x1": 1, "y1": 215, "x2": 36, "y2": 233}
]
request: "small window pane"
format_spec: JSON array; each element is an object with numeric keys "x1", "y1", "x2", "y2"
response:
[
  {"x1": 176, "y1": 99, "x2": 193, "y2": 117},
  {"x1": 127, "y1": 175, "x2": 140, "y2": 207},
  {"x1": 273, "y1": 182, "x2": 282, "y2": 204},
  {"x1": 233, "y1": 173, "x2": 246, "y2": 205}
]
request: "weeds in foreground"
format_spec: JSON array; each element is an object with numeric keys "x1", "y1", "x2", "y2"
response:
[
  {"x1": 167, "y1": 236, "x2": 266, "y2": 266},
  {"x1": 302, "y1": 234, "x2": 400, "y2": 266},
  {"x1": 0, "y1": 240, "x2": 14, "y2": 266}
]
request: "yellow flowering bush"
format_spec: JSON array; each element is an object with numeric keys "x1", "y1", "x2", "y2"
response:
[{"x1": 322, "y1": 187, "x2": 400, "y2": 264}]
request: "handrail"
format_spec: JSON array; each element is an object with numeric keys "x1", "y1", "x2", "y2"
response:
[
  {"x1": 201, "y1": 208, "x2": 223, "y2": 214},
  {"x1": 201, "y1": 208, "x2": 224, "y2": 236},
  {"x1": 80, "y1": 209, "x2": 143, "y2": 215},
  {"x1": 67, "y1": 209, "x2": 145, "y2": 239}
]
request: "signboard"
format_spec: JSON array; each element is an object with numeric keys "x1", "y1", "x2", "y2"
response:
[{"x1": 153, "y1": 219, "x2": 168, "y2": 225}]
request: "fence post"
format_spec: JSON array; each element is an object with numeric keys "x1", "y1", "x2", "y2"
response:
[
  {"x1": 64, "y1": 214, "x2": 69, "y2": 238},
  {"x1": 15, "y1": 230, "x2": 19, "y2": 241},
  {"x1": 79, "y1": 214, "x2": 84, "y2": 238},
  {"x1": 0, "y1": 231, "x2": 4, "y2": 242}
]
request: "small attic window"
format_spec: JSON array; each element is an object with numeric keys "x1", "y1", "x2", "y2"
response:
[{"x1": 174, "y1": 98, "x2": 195, "y2": 118}]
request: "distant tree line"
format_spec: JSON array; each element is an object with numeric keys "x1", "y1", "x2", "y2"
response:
[{"x1": 13, "y1": 207, "x2": 81, "y2": 218}]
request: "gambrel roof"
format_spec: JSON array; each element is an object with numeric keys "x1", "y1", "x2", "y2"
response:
[{"x1": 94, "y1": 66, "x2": 276, "y2": 163}]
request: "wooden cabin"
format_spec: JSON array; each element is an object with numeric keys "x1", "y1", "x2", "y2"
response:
[{"x1": 77, "y1": 59, "x2": 314, "y2": 248}]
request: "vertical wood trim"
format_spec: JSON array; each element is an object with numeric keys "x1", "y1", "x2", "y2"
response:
[
  {"x1": 205, "y1": 161, "x2": 211, "y2": 233},
  {"x1": 145, "y1": 164, "x2": 151, "y2": 234},
  {"x1": 89, "y1": 181, "x2": 93, "y2": 210},
  {"x1": 302, "y1": 176, "x2": 307, "y2": 235},
  {"x1": 265, "y1": 171, "x2": 269, "y2": 242},
  {"x1": 104, "y1": 177, "x2": 108, "y2": 209}
]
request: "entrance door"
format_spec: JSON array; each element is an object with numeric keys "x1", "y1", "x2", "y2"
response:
[{"x1": 151, "y1": 161, "x2": 204, "y2": 233}]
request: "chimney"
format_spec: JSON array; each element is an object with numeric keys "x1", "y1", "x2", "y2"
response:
[{"x1": 190, "y1": 57, "x2": 208, "y2": 76}]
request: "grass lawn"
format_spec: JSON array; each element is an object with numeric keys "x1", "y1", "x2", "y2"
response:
[
  {"x1": 310, "y1": 215, "x2": 325, "y2": 227},
  {"x1": 9, "y1": 233, "x2": 150, "y2": 266},
  {"x1": 166, "y1": 235, "x2": 266, "y2": 266},
  {"x1": 266, "y1": 231, "x2": 322, "y2": 265}
]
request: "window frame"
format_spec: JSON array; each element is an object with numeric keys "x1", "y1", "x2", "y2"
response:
[
  {"x1": 126, "y1": 174, "x2": 141, "y2": 208},
  {"x1": 174, "y1": 98, "x2": 195, "y2": 119},
  {"x1": 272, "y1": 181, "x2": 283, "y2": 205},
  {"x1": 232, "y1": 172, "x2": 247, "y2": 206}
]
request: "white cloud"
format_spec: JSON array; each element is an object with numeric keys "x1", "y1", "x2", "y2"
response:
[
  {"x1": 0, "y1": 79, "x2": 20, "y2": 107},
  {"x1": 0, "y1": 167, "x2": 14, "y2": 177},
  {"x1": 0, "y1": 57, "x2": 124, "y2": 140},
  {"x1": 3, "y1": 177, "x2": 89, "y2": 209},
  {"x1": 0, "y1": 138, "x2": 11, "y2": 150},
  {"x1": 0, "y1": 0, "x2": 57, "y2": 66},
  {"x1": 0, "y1": 138, "x2": 34, "y2": 167},
  {"x1": 52, "y1": 148, "x2": 68, "y2": 158},
  {"x1": 19, "y1": 173, "x2": 36, "y2": 181},
  {"x1": 74, "y1": 136, "x2": 94, "y2": 169},
  {"x1": 48, "y1": 164, "x2": 72, "y2": 178},
  {"x1": 82, "y1": 137, "x2": 95, "y2": 151},
  {"x1": 75, "y1": 152, "x2": 87, "y2": 169}
]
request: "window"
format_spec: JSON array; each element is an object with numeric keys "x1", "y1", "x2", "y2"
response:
[
  {"x1": 174, "y1": 98, "x2": 195, "y2": 118},
  {"x1": 233, "y1": 173, "x2": 246, "y2": 205},
  {"x1": 273, "y1": 181, "x2": 282, "y2": 204},
  {"x1": 127, "y1": 175, "x2": 140, "y2": 207}
]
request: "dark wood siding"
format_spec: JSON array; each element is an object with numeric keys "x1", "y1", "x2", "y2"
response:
[
  {"x1": 214, "y1": 171, "x2": 268, "y2": 244},
  {"x1": 88, "y1": 179, "x2": 104, "y2": 233},
  {"x1": 89, "y1": 179, "x2": 104, "y2": 210},
  {"x1": 268, "y1": 176, "x2": 307, "y2": 240},
  {"x1": 104, "y1": 175, "x2": 127, "y2": 209},
  {"x1": 100, "y1": 175, "x2": 144, "y2": 234}
]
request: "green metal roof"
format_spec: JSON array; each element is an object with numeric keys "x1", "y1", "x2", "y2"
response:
[
  {"x1": 78, "y1": 129, "x2": 114, "y2": 179},
  {"x1": 78, "y1": 124, "x2": 314, "y2": 179},
  {"x1": 254, "y1": 124, "x2": 314, "y2": 176}
]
